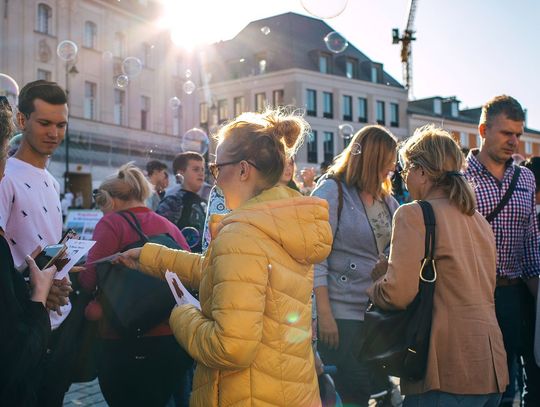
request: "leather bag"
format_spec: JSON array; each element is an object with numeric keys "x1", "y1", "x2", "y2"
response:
[{"x1": 358, "y1": 200, "x2": 436, "y2": 381}]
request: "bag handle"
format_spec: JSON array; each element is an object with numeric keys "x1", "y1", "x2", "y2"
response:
[
  {"x1": 485, "y1": 166, "x2": 521, "y2": 223},
  {"x1": 117, "y1": 211, "x2": 149, "y2": 243},
  {"x1": 417, "y1": 201, "x2": 436, "y2": 283}
]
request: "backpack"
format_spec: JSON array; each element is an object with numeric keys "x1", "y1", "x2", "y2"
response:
[{"x1": 97, "y1": 211, "x2": 181, "y2": 337}]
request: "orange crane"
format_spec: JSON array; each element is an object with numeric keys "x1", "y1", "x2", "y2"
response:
[{"x1": 392, "y1": 0, "x2": 418, "y2": 98}]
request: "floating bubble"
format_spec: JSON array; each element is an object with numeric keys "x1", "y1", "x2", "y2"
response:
[
  {"x1": 351, "y1": 142, "x2": 362, "y2": 155},
  {"x1": 57, "y1": 40, "x2": 78, "y2": 62},
  {"x1": 184, "y1": 69, "x2": 192, "y2": 79},
  {"x1": 183, "y1": 80, "x2": 196, "y2": 95},
  {"x1": 324, "y1": 31, "x2": 348, "y2": 54},
  {"x1": 122, "y1": 56, "x2": 143, "y2": 78},
  {"x1": 261, "y1": 26, "x2": 271, "y2": 35},
  {"x1": 0, "y1": 73, "x2": 19, "y2": 111},
  {"x1": 286, "y1": 312, "x2": 300, "y2": 324},
  {"x1": 300, "y1": 0, "x2": 348, "y2": 19},
  {"x1": 169, "y1": 96, "x2": 181, "y2": 110},
  {"x1": 181, "y1": 227, "x2": 201, "y2": 249},
  {"x1": 181, "y1": 128, "x2": 209, "y2": 155},
  {"x1": 102, "y1": 51, "x2": 113, "y2": 61},
  {"x1": 116, "y1": 74, "x2": 129, "y2": 88},
  {"x1": 338, "y1": 123, "x2": 354, "y2": 139}
]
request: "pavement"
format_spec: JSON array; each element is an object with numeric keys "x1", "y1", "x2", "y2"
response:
[{"x1": 63, "y1": 380, "x2": 106, "y2": 406}]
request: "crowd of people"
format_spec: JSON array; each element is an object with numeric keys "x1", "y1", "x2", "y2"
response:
[{"x1": 0, "y1": 80, "x2": 539, "y2": 407}]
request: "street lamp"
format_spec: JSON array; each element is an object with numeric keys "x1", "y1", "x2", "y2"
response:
[{"x1": 64, "y1": 62, "x2": 78, "y2": 193}]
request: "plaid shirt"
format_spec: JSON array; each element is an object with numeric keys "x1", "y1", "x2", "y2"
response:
[{"x1": 465, "y1": 150, "x2": 540, "y2": 279}]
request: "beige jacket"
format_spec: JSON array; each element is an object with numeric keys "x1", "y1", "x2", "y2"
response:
[{"x1": 368, "y1": 199, "x2": 508, "y2": 395}]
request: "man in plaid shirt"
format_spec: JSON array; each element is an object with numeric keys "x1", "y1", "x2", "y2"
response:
[{"x1": 465, "y1": 95, "x2": 539, "y2": 406}]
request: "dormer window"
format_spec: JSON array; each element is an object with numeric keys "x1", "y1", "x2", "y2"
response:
[
  {"x1": 434, "y1": 99, "x2": 442, "y2": 115},
  {"x1": 319, "y1": 55, "x2": 330, "y2": 74},
  {"x1": 451, "y1": 102, "x2": 459, "y2": 117}
]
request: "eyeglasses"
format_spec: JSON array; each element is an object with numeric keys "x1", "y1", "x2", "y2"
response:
[{"x1": 208, "y1": 159, "x2": 260, "y2": 180}]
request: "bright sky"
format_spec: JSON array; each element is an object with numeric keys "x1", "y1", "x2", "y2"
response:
[{"x1": 160, "y1": 0, "x2": 540, "y2": 130}]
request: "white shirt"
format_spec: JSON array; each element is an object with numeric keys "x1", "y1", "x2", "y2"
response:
[{"x1": 0, "y1": 157, "x2": 71, "y2": 328}]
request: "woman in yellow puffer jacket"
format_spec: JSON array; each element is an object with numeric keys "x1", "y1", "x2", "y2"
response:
[{"x1": 118, "y1": 108, "x2": 333, "y2": 407}]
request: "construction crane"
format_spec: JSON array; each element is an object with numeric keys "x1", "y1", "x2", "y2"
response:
[{"x1": 392, "y1": 0, "x2": 418, "y2": 99}]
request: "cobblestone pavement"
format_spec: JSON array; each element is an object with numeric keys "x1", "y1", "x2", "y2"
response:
[{"x1": 64, "y1": 380, "x2": 106, "y2": 406}]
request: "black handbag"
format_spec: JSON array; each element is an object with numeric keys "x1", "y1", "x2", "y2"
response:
[
  {"x1": 358, "y1": 200, "x2": 436, "y2": 381},
  {"x1": 97, "y1": 211, "x2": 179, "y2": 337}
]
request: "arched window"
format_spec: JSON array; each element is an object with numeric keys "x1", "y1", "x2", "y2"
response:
[
  {"x1": 37, "y1": 3, "x2": 52, "y2": 34},
  {"x1": 83, "y1": 21, "x2": 97, "y2": 49},
  {"x1": 114, "y1": 32, "x2": 125, "y2": 57}
]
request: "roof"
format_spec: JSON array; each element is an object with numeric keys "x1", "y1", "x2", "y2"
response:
[{"x1": 202, "y1": 12, "x2": 403, "y2": 88}]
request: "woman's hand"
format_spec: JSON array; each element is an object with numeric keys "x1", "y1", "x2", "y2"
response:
[
  {"x1": 115, "y1": 248, "x2": 142, "y2": 270},
  {"x1": 46, "y1": 277, "x2": 73, "y2": 315},
  {"x1": 318, "y1": 312, "x2": 339, "y2": 350},
  {"x1": 371, "y1": 254, "x2": 388, "y2": 281},
  {"x1": 26, "y1": 255, "x2": 56, "y2": 307}
]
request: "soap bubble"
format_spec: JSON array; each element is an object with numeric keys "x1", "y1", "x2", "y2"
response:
[
  {"x1": 185, "y1": 69, "x2": 192, "y2": 79},
  {"x1": 57, "y1": 40, "x2": 78, "y2": 62},
  {"x1": 261, "y1": 26, "x2": 271, "y2": 35},
  {"x1": 122, "y1": 57, "x2": 143, "y2": 78},
  {"x1": 0, "y1": 73, "x2": 19, "y2": 111},
  {"x1": 102, "y1": 51, "x2": 113, "y2": 61},
  {"x1": 351, "y1": 142, "x2": 362, "y2": 155},
  {"x1": 324, "y1": 31, "x2": 348, "y2": 54},
  {"x1": 300, "y1": 0, "x2": 348, "y2": 19},
  {"x1": 181, "y1": 227, "x2": 201, "y2": 249},
  {"x1": 338, "y1": 123, "x2": 354, "y2": 139},
  {"x1": 181, "y1": 128, "x2": 209, "y2": 155},
  {"x1": 183, "y1": 80, "x2": 196, "y2": 95},
  {"x1": 169, "y1": 96, "x2": 181, "y2": 110},
  {"x1": 116, "y1": 75, "x2": 129, "y2": 88}
]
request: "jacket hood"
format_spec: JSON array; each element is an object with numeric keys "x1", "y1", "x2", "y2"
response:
[{"x1": 212, "y1": 186, "x2": 332, "y2": 265}]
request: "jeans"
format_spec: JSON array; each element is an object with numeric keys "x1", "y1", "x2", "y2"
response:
[
  {"x1": 403, "y1": 391, "x2": 501, "y2": 406},
  {"x1": 495, "y1": 284, "x2": 540, "y2": 406}
]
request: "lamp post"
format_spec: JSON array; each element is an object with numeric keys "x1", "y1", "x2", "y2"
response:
[{"x1": 63, "y1": 62, "x2": 78, "y2": 193}]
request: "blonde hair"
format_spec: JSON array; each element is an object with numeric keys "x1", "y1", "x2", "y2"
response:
[
  {"x1": 400, "y1": 125, "x2": 476, "y2": 215},
  {"x1": 328, "y1": 125, "x2": 397, "y2": 199},
  {"x1": 94, "y1": 162, "x2": 151, "y2": 211},
  {"x1": 216, "y1": 107, "x2": 309, "y2": 189},
  {"x1": 0, "y1": 101, "x2": 15, "y2": 163}
]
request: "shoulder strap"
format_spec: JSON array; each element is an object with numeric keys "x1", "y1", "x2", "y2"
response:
[
  {"x1": 329, "y1": 176, "x2": 344, "y2": 223},
  {"x1": 117, "y1": 211, "x2": 149, "y2": 243},
  {"x1": 417, "y1": 201, "x2": 436, "y2": 260},
  {"x1": 485, "y1": 166, "x2": 521, "y2": 223}
]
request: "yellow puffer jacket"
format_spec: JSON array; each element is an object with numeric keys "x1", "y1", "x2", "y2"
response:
[{"x1": 139, "y1": 186, "x2": 332, "y2": 406}]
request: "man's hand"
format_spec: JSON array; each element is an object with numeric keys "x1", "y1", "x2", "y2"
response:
[
  {"x1": 318, "y1": 312, "x2": 339, "y2": 350},
  {"x1": 46, "y1": 277, "x2": 73, "y2": 315},
  {"x1": 371, "y1": 254, "x2": 388, "y2": 281}
]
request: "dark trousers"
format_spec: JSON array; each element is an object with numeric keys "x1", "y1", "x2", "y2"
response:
[
  {"x1": 318, "y1": 319, "x2": 390, "y2": 407},
  {"x1": 98, "y1": 335, "x2": 193, "y2": 407},
  {"x1": 495, "y1": 284, "x2": 540, "y2": 406}
]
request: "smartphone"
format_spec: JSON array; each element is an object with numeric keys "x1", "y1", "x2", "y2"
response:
[{"x1": 42, "y1": 244, "x2": 68, "y2": 269}]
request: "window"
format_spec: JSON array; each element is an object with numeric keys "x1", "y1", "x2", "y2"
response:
[
  {"x1": 307, "y1": 131, "x2": 318, "y2": 163},
  {"x1": 218, "y1": 99, "x2": 228, "y2": 123},
  {"x1": 390, "y1": 103, "x2": 399, "y2": 127},
  {"x1": 525, "y1": 141, "x2": 532, "y2": 155},
  {"x1": 200, "y1": 102, "x2": 208, "y2": 125},
  {"x1": 434, "y1": 99, "x2": 442, "y2": 115},
  {"x1": 141, "y1": 96, "x2": 150, "y2": 130},
  {"x1": 306, "y1": 89, "x2": 317, "y2": 116},
  {"x1": 319, "y1": 55, "x2": 330, "y2": 74},
  {"x1": 256, "y1": 53, "x2": 267, "y2": 75},
  {"x1": 371, "y1": 66, "x2": 378, "y2": 83},
  {"x1": 460, "y1": 132, "x2": 469, "y2": 147},
  {"x1": 323, "y1": 92, "x2": 333, "y2": 119},
  {"x1": 114, "y1": 89, "x2": 125, "y2": 126},
  {"x1": 358, "y1": 97, "x2": 367, "y2": 123},
  {"x1": 142, "y1": 43, "x2": 153, "y2": 68},
  {"x1": 342, "y1": 95, "x2": 352, "y2": 121},
  {"x1": 376, "y1": 101, "x2": 385, "y2": 125},
  {"x1": 114, "y1": 32, "x2": 126, "y2": 57},
  {"x1": 37, "y1": 3, "x2": 52, "y2": 34},
  {"x1": 84, "y1": 82, "x2": 96, "y2": 120},
  {"x1": 273, "y1": 90, "x2": 284, "y2": 106},
  {"x1": 258, "y1": 59, "x2": 267, "y2": 75},
  {"x1": 37, "y1": 69, "x2": 51, "y2": 81},
  {"x1": 451, "y1": 102, "x2": 458, "y2": 118},
  {"x1": 255, "y1": 93, "x2": 266, "y2": 111},
  {"x1": 323, "y1": 131, "x2": 334, "y2": 162},
  {"x1": 345, "y1": 60, "x2": 355, "y2": 79},
  {"x1": 83, "y1": 21, "x2": 97, "y2": 49},
  {"x1": 233, "y1": 97, "x2": 245, "y2": 116}
]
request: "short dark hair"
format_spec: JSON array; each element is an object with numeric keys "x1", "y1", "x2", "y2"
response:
[
  {"x1": 480, "y1": 95, "x2": 525, "y2": 126},
  {"x1": 172, "y1": 152, "x2": 204, "y2": 174},
  {"x1": 522, "y1": 157, "x2": 540, "y2": 192},
  {"x1": 17, "y1": 80, "x2": 67, "y2": 117},
  {"x1": 146, "y1": 160, "x2": 167, "y2": 176}
]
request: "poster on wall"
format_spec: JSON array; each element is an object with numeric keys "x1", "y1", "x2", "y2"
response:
[{"x1": 64, "y1": 209, "x2": 103, "y2": 240}]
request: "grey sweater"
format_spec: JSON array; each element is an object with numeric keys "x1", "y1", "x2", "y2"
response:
[{"x1": 312, "y1": 175, "x2": 399, "y2": 320}]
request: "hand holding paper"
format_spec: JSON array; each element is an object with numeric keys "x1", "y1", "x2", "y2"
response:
[{"x1": 165, "y1": 271, "x2": 201, "y2": 310}]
